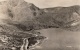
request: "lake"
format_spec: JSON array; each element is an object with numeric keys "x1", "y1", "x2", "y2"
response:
[{"x1": 35, "y1": 28, "x2": 80, "y2": 50}]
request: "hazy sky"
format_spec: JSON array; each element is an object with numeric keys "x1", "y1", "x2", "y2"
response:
[
  {"x1": 25, "y1": 0, "x2": 80, "y2": 8},
  {"x1": 0, "y1": 0, "x2": 80, "y2": 8}
]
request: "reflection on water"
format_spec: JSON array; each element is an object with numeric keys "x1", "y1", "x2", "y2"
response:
[{"x1": 35, "y1": 28, "x2": 80, "y2": 50}]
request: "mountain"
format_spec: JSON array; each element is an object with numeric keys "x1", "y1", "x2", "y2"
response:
[
  {"x1": 0, "y1": 0, "x2": 80, "y2": 50},
  {"x1": 0, "y1": 0, "x2": 80, "y2": 31},
  {"x1": 0, "y1": 0, "x2": 58, "y2": 31},
  {"x1": 0, "y1": 0, "x2": 47, "y2": 50},
  {"x1": 43, "y1": 5, "x2": 80, "y2": 31}
]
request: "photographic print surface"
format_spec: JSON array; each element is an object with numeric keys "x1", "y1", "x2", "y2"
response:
[{"x1": 0, "y1": 0, "x2": 80, "y2": 50}]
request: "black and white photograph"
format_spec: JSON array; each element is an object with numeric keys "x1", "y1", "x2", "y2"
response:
[{"x1": 0, "y1": 0, "x2": 80, "y2": 50}]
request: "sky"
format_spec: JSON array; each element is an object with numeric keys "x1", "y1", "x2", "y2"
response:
[
  {"x1": 0, "y1": 0, "x2": 80, "y2": 8},
  {"x1": 25, "y1": 0, "x2": 80, "y2": 8}
]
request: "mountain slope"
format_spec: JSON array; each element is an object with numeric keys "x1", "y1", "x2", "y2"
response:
[
  {"x1": 43, "y1": 5, "x2": 80, "y2": 31},
  {"x1": 0, "y1": 0, "x2": 47, "y2": 50}
]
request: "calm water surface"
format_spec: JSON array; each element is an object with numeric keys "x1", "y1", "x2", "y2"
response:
[{"x1": 35, "y1": 28, "x2": 80, "y2": 50}]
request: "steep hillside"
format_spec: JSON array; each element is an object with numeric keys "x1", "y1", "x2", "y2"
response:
[
  {"x1": 0, "y1": 0, "x2": 80, "y2": 49},
  {"x1": 1, "y1": 0, "x2": 80, "y2": 31},
  {"x1": 43, "y1": 5, "x2": 80, "y2": 31},
  {"x1": 0, "y1": 0, "x2": 47, "y2": 50},
  {"x1": 0, "y1": 0, "x2": 58, "y2": 31}
]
